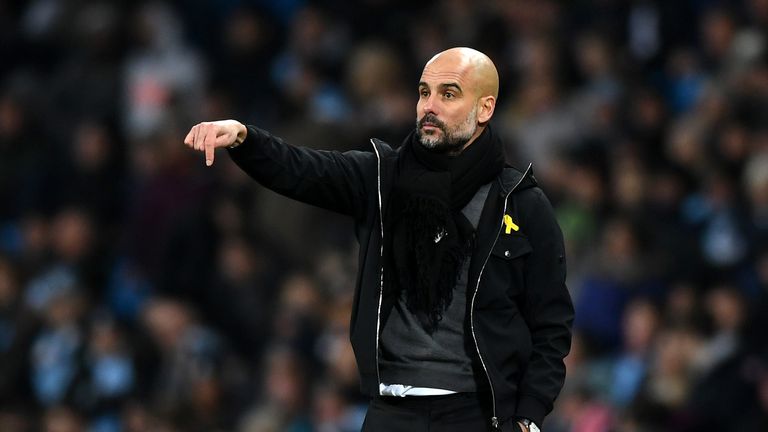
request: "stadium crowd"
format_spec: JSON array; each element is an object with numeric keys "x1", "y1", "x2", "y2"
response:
[{"x1": 1, "y1": 0, "x2": 768, "y2": 431}]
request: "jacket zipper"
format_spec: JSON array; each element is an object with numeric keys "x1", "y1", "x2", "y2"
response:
[
  {"x1": 470, "y1": 163, "x2": 532, "y2": 430},
  {"x1": 370, "y1": 139, "x2": 385, "y2": 389}
]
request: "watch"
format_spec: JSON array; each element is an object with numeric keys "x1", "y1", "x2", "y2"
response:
[{"x1": 520, "y1": 418, "x2": 540, "y2": 432}]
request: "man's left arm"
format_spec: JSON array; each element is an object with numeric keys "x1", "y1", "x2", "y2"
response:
[{"x1": 516, "y1": 188, "x2": 574, "y2": 427}]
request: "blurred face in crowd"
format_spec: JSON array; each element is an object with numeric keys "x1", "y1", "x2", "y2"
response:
[
  {"x1": 622, "y1": 298, "x2": 658, "y2": 354},
  {"x1": 416, "y1": 47, "x2": 498, "y2": 154}
]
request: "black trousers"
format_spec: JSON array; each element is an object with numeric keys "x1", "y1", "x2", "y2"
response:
[{"x1": 361, "y1": 392, "x2": 522, "y2": 432}]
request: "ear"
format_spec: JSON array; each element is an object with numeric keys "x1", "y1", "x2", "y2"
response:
[{"x1": 477, "y1": 96, "x2": 496, "y2": 124}]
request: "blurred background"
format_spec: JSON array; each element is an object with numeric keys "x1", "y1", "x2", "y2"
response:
[{"x1": 0, "y1": 0, "x2": 767, "y2": 431}]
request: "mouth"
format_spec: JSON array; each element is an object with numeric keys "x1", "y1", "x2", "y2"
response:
[{"x1": 419, "y1": 120, "x2": 441, "y2": 131}]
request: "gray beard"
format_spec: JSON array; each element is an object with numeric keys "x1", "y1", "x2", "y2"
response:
[
  {"x1": 416, "y1": 108, "x2": 478, "y2": 154},
  {"x1": 417, "y1": 130, "x2": 470, "y2": 154}
]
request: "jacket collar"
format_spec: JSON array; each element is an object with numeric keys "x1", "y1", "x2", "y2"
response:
[{"x1": 498, "y1": 163, "x2": 536, "y2": 196}]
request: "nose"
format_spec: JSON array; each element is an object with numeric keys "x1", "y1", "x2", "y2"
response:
[{"x1": 421, "y1": 94, "x2": 437, "y2": 116}]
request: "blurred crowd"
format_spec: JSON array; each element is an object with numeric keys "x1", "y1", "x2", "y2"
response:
[{"x1": 1, "y1": 0, "x2": 768, "y2": 431}]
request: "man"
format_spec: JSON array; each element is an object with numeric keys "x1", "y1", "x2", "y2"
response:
[{"x1": 184, "y1": 47, "x2": 573, "y2": 432}]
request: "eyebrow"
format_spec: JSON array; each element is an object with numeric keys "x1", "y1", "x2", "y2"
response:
[{"x1": 419, "y1": 82, "x2": 464, "y2": 93}]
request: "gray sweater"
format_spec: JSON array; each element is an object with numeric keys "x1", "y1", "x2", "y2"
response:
[{"x1": 379, "y1": 183, "x2": 491, "y2": 391}]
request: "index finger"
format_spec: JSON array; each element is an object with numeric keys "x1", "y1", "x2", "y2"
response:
[{"x1": 204, "y1": 125, "x2": 215, "y2": 166}]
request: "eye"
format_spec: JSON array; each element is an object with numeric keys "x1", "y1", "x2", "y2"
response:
[
  {"x1": 444, "y1": 92, "x2": 455, "y2": 99},
  {"x1": 420, "y1": 90, "x2": 430, "y2": 98}
]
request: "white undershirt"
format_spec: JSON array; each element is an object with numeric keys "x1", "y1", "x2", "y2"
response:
[{"x1": 379, "y1": 383, "x2": 457, "y2": 397}]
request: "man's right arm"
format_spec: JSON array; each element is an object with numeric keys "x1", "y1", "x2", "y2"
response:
[{"x1": 184, "y1": 120, "x2": 374, "y2": 218}]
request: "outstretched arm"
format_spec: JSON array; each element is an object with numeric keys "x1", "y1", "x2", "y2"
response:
[{"x1": 183, "y1": 120, "x2": 374, "y2": 218}]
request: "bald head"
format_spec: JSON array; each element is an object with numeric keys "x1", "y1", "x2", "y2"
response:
[{"x1": 424, "y1": 47, "x2": 499, "y2": 100}]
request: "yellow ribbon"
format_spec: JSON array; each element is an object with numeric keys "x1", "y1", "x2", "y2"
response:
[{"x1": 503, "y1": 214, "x2": 519, "y2": 234}]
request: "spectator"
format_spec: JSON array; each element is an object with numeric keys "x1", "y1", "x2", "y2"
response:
[
  {"x1": 29, "y1": 284, "x2": 86, "y2": 407},
  {"x1": 140, "y1": 298, "x2": 228, "y2": 430},
  {"x1": 0, "y1": 256, "x2": 38, "y2": 408}
]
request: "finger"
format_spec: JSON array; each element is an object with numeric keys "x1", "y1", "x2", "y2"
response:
[
  {"x1": 189, "y1": 124, "x2": 199, "y2": 149},
  {"x1": 205, "y1": 143, "x2": 215, "y2": 166},
  {"x1": 193, "y1": 124, "x2": 202, "y2": 151},
  {"x1": 197, "y1": 123, "x2": 213, "y2": 151},
  {"x1": 184, "y1": 127, "x2": 194, "y2": 147},
  {"x1": 199, "y1": 123, "x2": 211, "y2": 154},
  {"x1": 204, "y1": 125, "x2": 216, "y2": 166}
]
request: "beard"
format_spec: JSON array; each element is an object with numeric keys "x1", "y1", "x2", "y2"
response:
[{"x1": 416, "y1": 105, "x2": 478, "y2": 154}]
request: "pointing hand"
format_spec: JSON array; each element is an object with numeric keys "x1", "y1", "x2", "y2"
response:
[{"x1": 183, "y1": 120, "x2": 247, "y2": 166}]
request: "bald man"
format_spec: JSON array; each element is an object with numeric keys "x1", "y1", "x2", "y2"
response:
[{"x1": 185, "y1": 48, "x2": 573, "y2": 432}]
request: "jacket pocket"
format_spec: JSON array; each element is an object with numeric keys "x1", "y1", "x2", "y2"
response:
[
  {"x1": 490, "y1": 234, "x2": 531, "y2": 299},
  {"x1": 491, "y1": 234, "x2": 532, "y2": 260}
]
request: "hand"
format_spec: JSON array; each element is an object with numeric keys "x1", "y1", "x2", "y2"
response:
[
  {"x1": 183, "y1": 120, "x2": 247, "y2": 166},
  {"x1": 517, "y1": 421, "x2": 529, "y2": 432}
]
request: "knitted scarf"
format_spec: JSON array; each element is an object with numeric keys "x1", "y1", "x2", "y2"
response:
[{"x1": 385, "y1": 124, "x2": 505, "y2": 332}]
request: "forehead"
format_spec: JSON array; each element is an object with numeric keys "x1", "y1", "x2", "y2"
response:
[{"x1": 419, "y1": 59, "x2": 473, "y2": 87}]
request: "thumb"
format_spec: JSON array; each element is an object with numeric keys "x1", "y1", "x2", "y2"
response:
[{"x1": 216, "y1": 133, "x2": 235, "y2": 147}]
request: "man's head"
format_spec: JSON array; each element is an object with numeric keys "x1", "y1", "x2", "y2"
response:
[{"x1": 416, "y1": 47, "x2": 499, "y2": 154}]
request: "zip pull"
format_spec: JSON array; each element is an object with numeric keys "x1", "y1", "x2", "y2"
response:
[{"x1": 491, "y1": 416, "x2": 499, "y2": 429}]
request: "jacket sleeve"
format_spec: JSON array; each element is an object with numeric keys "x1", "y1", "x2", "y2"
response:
[
  {"x1": 227, "y1": 125, "x2": 374, "y2": 219},
  {"x1": 516, "y1": 187, "x2": 574, "y2": 426}
]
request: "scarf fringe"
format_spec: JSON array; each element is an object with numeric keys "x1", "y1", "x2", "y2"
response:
[{"x1": 395, "y1": 195, "x2": 468, "y2": 333}]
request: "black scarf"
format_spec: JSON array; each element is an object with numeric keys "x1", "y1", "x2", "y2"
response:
[{"x1": 385, "y1": 125, "x2": 505, "y2": 332}]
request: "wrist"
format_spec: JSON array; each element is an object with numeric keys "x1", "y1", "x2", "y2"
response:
[
  {"x1": 227, "y1": 121, "x2": 248, "y2": 149},
  {"x1": 518, "y1": 418, "x2": 539, "y2": 432}
]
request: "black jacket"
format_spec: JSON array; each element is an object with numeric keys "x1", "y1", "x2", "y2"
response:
[{"x1": 228, "y1": 126, "x2": 574, "y2": 429}]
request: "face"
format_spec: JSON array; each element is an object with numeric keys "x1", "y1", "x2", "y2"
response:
[{"x1": 416, "y1": 59, "x2": 481, "y2": 153}]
